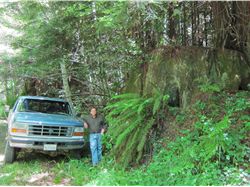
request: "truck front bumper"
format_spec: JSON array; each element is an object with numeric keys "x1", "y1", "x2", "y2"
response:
[{"x1": 8, "y1": 136, "x2": 84, "y2": 150}]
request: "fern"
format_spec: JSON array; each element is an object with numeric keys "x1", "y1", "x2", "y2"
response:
[
  {"x1": 152, "y1": 88, "x2": 169, "y2": 115},
  {"x1": 105, "y1": 91, "x2": 169, "y2": 167},
  {"x1": 137, "y1": 118, "x2": 155, "y2": 152},
  {"x1": 115, "y1": 117, "x2": 142, "y2": 148},
  {"x1": 153, "y1": 93, "x2": 163, "y2": 115},
  {"x1": 200, "y1": 116, "x2": 230, "y2": 161},
  {"x1": 112, "y1": 93, "x2": 140, "y2": 100},
  {"x1": 138, "y1": 98, "x2": 153, "y2": 115},
  {"x1": 136, "y1": 118, "x2": 155, "y2": 162}
]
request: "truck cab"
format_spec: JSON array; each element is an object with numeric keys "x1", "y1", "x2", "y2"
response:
[{"x1": 4, "y1": 96, "x2": 84, "y2": 163}]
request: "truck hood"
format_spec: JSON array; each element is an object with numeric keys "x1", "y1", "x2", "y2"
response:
[{"x1": 14, "y1": 112, "x2": 82, "y2": 127}]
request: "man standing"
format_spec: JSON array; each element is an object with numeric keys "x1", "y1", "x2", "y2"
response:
[{"x1": 84, "y1": 107, "x2": 106, "y2": 166}]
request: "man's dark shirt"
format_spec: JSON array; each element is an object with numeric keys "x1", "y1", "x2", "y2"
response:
[{"x1": 84, "y1": 115, "x2": 105, "y2": 133}]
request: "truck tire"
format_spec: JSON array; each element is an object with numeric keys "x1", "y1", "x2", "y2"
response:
[{"x1": 4, "y1": 141, "x2": 16, "y2": 164}]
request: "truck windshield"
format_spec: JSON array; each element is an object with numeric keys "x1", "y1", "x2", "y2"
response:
[{"x1": 17, "y1": 99, "x2": 71, "y2": 115}]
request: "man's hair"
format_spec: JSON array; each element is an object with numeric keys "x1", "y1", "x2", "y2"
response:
[{"x1": 90, "y1": 106, "x2": 97, "y2": 111}]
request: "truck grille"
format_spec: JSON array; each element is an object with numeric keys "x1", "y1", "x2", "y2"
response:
[{"x1": 28, "y1": 125, "x2": 72, "y2": 137}]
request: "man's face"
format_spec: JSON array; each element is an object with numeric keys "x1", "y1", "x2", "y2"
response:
[{"x1": 90, "y1": 108, "x2": 97, "y2": 117}]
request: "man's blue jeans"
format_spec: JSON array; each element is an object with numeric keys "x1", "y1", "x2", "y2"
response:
[{"x1": 89, "y1": 133, "x2": 102, "y2": 166}]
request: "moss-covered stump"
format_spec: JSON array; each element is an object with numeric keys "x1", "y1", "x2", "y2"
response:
[{"x1": 126, "y1": 46, "x2": 250, "y2": 108}]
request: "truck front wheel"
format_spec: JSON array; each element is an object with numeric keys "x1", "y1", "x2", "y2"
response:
[{"x1": 4, "y1": 141, "x2": 16, "y2": 164}]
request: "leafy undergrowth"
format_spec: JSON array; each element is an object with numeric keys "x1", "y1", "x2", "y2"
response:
[{"x1": 0, "y1": 91, "x2": 249, "y2": 185}]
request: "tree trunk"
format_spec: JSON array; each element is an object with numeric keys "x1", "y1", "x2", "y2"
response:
[
  {"x1": 211, "y1": 1, "x2": 250, "y2": 66},
  {"x1": 230, "y1": 1, "x2": 250, "y2": 66},
  {"x1": 204, "y1": 10, "x2": 208, "y2": 47},
  {"x1": 168, "y1": 2, "x2": 176, "y2": 42},
  {"x1": 191, "y1": 2, "x2": 196, "y2": 46},
  {"x1": 197, "y1": 8, "x2": 203, "y2": 46},
  {"x1": 211, "y1": 2, "x2": 230, "y2": 49},
  {"x1": 182, "y1": 2, "x2": 187, "y2": 46},
  {"x1": 244, "y1": 2, "x2": 250, "y2": 66},
  {"x1": 162, "y1": 2, "x2": 168, "y2": 45},
  {"x1": 60, "y1": 60, "x2": 75, "y2": 115}
]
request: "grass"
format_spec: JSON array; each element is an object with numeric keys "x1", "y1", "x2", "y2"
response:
[
  {"x1": 0, "y1": 155, "x2": 120, "y2": 186},
  {"x1": 0, "y1": 161, "x2": 43, "y2": 185}
]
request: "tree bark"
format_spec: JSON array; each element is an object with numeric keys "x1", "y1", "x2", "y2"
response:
[
  {"x1": 182, "y1": 2, "x2": 187, "y2": 46},
  {"x1": 204, "y1": 10, "x2": 208, "y2": 47},
  {"x1": 211, "y1": 1, "x2": 230, "y2": 49},
  {"x1": 211, "y1": 1, "x2": 250, "y2": 66},
  {"x1": 168, "y1": 2, "x2": 176, "y2": 42},
  {"x1": 229, "y1": 1, "x2": 250, "y2": 66},
  {"x1": 60, "y1": 60, "x2": 75, "y2": 115},
  {"x1": 191, "y1": 2, "x2": 196, "y2": 46}
]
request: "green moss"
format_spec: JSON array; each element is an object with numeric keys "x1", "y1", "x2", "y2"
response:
[
  {"x1": 124, "y1": 66, "x2": 142, "y2": 93},
  {"x1": 125, "y1": 46, "x2": 250, "y2": 108}
]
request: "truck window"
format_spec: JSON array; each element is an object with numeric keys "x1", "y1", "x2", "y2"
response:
[{"x1": 17, "y1": 99, "x2": 71, "y2": 115}]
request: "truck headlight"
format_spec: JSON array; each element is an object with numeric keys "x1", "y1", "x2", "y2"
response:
[
  {"x1": 73, "y1": 127, "x2": 84, "y2": 136},
  {"x1": 10, "y1": 122, "x2": 28, "y2": 135}
]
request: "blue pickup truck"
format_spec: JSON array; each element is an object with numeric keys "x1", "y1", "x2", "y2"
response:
[{"x1": 4, "y1": 96, "x2": 84, "y2": 163}]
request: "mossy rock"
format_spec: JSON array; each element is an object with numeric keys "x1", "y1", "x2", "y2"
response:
[{"x1": 125, "y1": 46, "x2": 250, "y2": 108}]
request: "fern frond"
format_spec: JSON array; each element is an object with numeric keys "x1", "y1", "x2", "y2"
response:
[
  {"x1": 115, "y1": 117, "x2": 143, "y2": 148},
  {"x1": 112, "y1": 93, "x2": 140, "y2": 100},
  {"x1": 153, "y1": 94, "x2": 163, "y2": 115},
  {"x1": 163, "y1": 94, "x2": 170, "y2": 102},
  {"x1": 138, "y1": 98, "x2": 154, "y2": 115},
  {"x1": 200, "y1": 115, "x2": 230, "y2": 161},
  {"x1": 137, "y1": 118, "x2": 155, "y2": 152}
]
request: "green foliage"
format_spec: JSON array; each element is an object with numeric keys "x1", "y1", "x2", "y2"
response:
[
  {"x1": 0, "y1": 100, "x2": 6, "y2": 118},
  {"x1": 200, "y1": 116, "x2": 230, "y2": 162},
  {"x1": 102, "y1": 134, "x2": 113, "y2": 152},
  {"x1": 126, "y1": 117, "x2": 247, "y2": 185},
  {"x1": 124, "y1": 91, "x2": 249, "y2": 185},
  {"x1": 194, "y1": 100, "x2": 206, "y2": 111},
  {"x1": 196, "y1": 76, "x2": 221, "y2": 93},
  {"x1": 105, "y1": 89, "x2": 169, "y2": 167},
  {"x1": 5, "y1": 85, "x2": 19, "y2": 108},
  {"x1": 199, "y1": 83, "x2": 221, "y2": 93},
  {"x1": 175, "y1": 112, "x2": 186, "y2": 124},
  {"x1": 225, "y1": 92, "x2": 250, "y2": 115}
]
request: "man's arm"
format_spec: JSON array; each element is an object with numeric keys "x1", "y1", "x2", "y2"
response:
[{"x1": 101, "y1": 128, "x2": 105, "y2": 134}]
